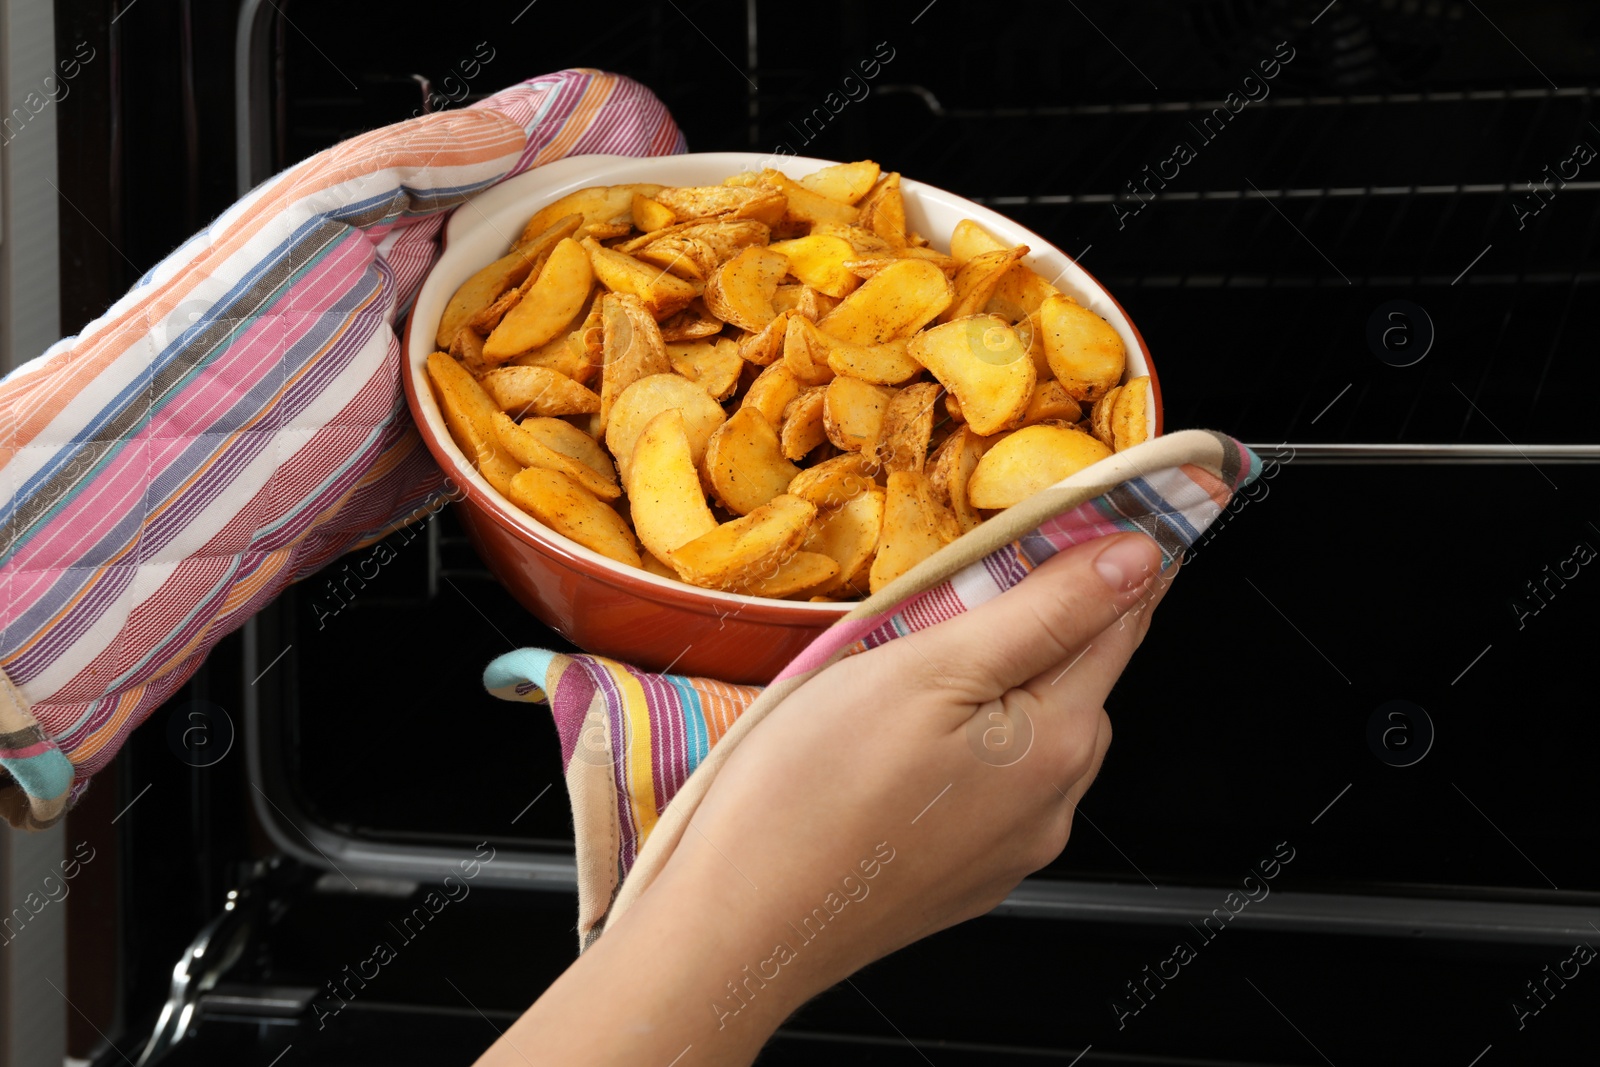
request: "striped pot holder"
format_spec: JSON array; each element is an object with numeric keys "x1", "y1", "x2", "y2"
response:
[{"x1": 485, "y1": 429, "x2": 1262, "y2": 947}]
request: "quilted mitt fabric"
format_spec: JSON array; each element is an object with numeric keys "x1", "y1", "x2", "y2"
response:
[
  {"x1": 0, "y1": 69, "x2": 686, "y2": 829},
  {"x1": 485, "y1": 429, "x2": 1261, "y2": 947}
]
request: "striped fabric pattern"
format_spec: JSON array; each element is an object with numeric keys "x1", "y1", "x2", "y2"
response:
[
  {"x1": 0, "y1": 69, "x2": 686, "y2": 828},
  {"x1": 484, "y1": 430, "x2": 1260, "y2": 945}
]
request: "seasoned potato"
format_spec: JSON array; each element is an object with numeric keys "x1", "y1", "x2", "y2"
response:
[
  {"x1": 803, "y1": 487, "x2": 885, "y2": 596},
  {"x1": 967, "y1": 424, "x2": 1113, "y2": 509},
  {"x1": 871, "y1": 381, "x2": 942, "y2": 474},
  {"x1": 441, "y1": 158, "x2": 1153, "y2": 601},
  {"x1": 667, "y1": 493, "x2": 817, "y2": 589},
  {"x1": 823, "y1": 376, "x2": 897, "y2": 453},
  {"x1": 704, "y1": 407, "x2": 801, "y2": 515},
  {"x1": 869, "y1": 471, "x2": 954, "y2": 592},
  {"x1": 628, "y1": 410, "x2": 719, "y2": 561},
  {"x1": 480, "y1": 365, "x2": 601, "y2": 417},
  {"x1": 1038, "y1": 292, "x2": 1126, "y2": 401},
  {"x1": 484, "y1": 237, "x2": 595, "y2": 359},
  {"x1": 508, "y1": 467, "x2": 640, "y2": 567},
  {"x1": 704, "y1": 245, "x2": 789, "y2": 332},
  {"x1": 817, "y1": 259, "x2": 953, "y2": 344},
  {"x1": 906, "y1": 315, "x2": 1036, "y2": 436},
  {"x1": 605, "y1": 373, "x2": 727, "y2": 484}
]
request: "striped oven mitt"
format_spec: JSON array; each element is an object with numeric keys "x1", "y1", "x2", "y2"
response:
[
  {"x1": 0, "y1": 69, "x2": 686, "y2": 830},
  {"x1": 485, "y1": 428, "x2": 1261, "y2": 947}
]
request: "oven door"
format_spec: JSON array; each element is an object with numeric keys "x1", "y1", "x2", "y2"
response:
[{"x1": 91, "y1": 1, "x2": 1600, "y2": 1065}]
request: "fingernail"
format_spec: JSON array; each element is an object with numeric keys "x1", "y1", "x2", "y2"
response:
[{"x1": 1094, "y1": 534, "x2": 1162, "y2": 593}]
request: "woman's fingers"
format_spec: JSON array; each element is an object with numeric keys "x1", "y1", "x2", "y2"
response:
[{"x1": 880, "y1": 533, "x2": 1166, "y2": 708}]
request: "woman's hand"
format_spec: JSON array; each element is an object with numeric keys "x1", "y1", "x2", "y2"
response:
[{"x1": 478, "y1": 532, "x2": 1174, "y2": 1067}]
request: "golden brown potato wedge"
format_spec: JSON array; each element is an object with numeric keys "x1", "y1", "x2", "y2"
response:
[
  {"x1": 606, "y1": 373, "x2": 727, "y2": 484},
  {"x1": 907, "y1": 315, "x2": 1036, "y2": 435},
  {"x1": 483, "y1": 237, "x2": 595, "y2": 359},
  {"x1": 968, "y1": 423, "x2": 1113, "y2": 509},
  {"x1": 597, "y1": 293, "x2": 673, "y2": 430},
  {"x1": 811, "y1": 221, "x2": 896, "y2": 256},
  {"x1": 582, "y1": 237, "x2": 698, "y2": 320},
  {"x1": 940, "y1": 246, "x2": 1029, "y2": 323},
  {"x1": 619, "y1": 219, "x2": 772, "y2": 265},
  {"x1": 759, "y1": 170, "x2": 859, "y2": 228},
  {"x1": 768, "y1": 234, "x2": 861, "y2": 298},
  {"x1": 1111, "y1": 375, "x2": 1153, "y2": 451},
  {"x1": 1089, "y1": 385, "x2": 1121, "y2": 448},
  {"x1": 797, "y1": 161, "x2": 881, "y2": 205},
  {"x1": 949, "y1": 218, "x2": 1007, "y2": 264},
  {"x1": 727, "y1": 550, "x2": 840, "y2": 598},
  {"x1": 518, "y1": 415, "x2": 617, "y2": 484},
  {"x1": 869, "y1": 470, "x2": 954, "y2": 592},
  {"x1": 871, "y1": 381, "x2": 942, "y2": 474},
  {"x1": 737, "y1": 310, "x2": 791, "y2": 366},
  {"x1": 787, "y1": 451, "x2": 879, "y2": 510},
  {"x1": 1038, "y1": 292, "x2": 1126, "y2": 402},
  {"x1": 426, "y1": 351, "x2": 522, "y2": 494},
  {"x1": 437, "y1": 214, "x2": 583, "y2": 348},
  {"x1": 667, "y1": 338, "x2": 744, "y2": 400},
  {"x1": 631, "y1": 193, "x2": 677, "y2": 232},
  {"x1": 657, "y1": 302, "x2": 725, "y2": 341},
  {"x1": 492, "y1": 411, "x2": 620, "y2": 501},
  {"x1": 517, "y1": 185, "x2": 661, "y2": 247},
  {"x1": 792, "y1": 285, "x2": 836, "y2": 323},
  {"x1": 823, "y1": 376, "x2": 897, "y2": 453},
  {"x1": 947, "y1": 219, "x2": 1063, "y2": 322},
  {"x1": 511, "y1": 328, "x2": 596, "y2": 385},
  {"x1": 704, "y1": 406, "x2": 801, "y2": 515},
  {"x1": 1020, "y1": 380, "x2": 1085, "y2": 427},
  {"x1": 802, "y1": 488, "x2": 884, "y2": 596},
  {"x1": 628, "y1": 410, "x2": 719, "y2": 561},
  {"x1": 740, "y1": 361, "x2": 804, "y2": 428},
  {"x1": 857, "y1": 172, "x2": 907, "y2": 248},
  {"x1": 781, "y1": 315, "x2": 836, "y2": 386},
  {"x1": 816, "y1": 259, "x2": 953, "y2": 344},
  {"x1": 666, "y1": 493, "x2": 816, "y2": 590},
  {"x1": 898, "y1": 245, "x2": 960, "y2": 276},
  {"x1": 449, "y1": 325, "x2": 490, "y2": 376},
  {"x1": 640, "y1": 551, "x2": 680, "y2": 580},
  {"x1": 480, "y1": 365, "x2": 601, "y2": 418},
  {"x1": 631, "y1": 236, "x2": 719, "y2": 281},
  {"x1": 508, "y1": 467, "x2": 640, "y2": 567},
  {"x1": 821, "y1": 334, "x2": 922, "y2": 385},
  {"x1": 927, "y1": 426, "x2": 991, "y2": 533},
  {"x1": 704, "y1": 245, "x2": 789, "y2": 332},
  {"x1": 651, "y1": 184, "x2": 786, "y2": 226},
  {"x1": 780, "y1": 386, "x2": 829, "y2": 461}
]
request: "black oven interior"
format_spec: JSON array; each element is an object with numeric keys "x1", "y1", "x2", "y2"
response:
[{"x1": 54, "y1": 1, "x2": 1599, "y2": 1064}]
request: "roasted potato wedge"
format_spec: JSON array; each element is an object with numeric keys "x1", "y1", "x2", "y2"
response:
[
  {"x1": 1111, "y1": 375, "x2": 1153, "y2": 451},
  {"x1": 582, "y1": 237, "x2": 698, "y2": 319},
  {"x1": 728, "y1": 550, "x2": 841, "y2": 598},
  {"x1": 511, "y1": 328, "x2": 596, "y2": 385},
  {"x1": 967, "y1": 424, "x2": 1113, "y2": 509},
  {"x1": 780, "y1": 386, "x2": 829, "y2": 461},
  {"x1": 869, "y1": 470, "x2": 954, "y2": 592},
  {"x1": 948, "y1": 219, "x2": 1063, "y2": 322},
  {"x1": 628, "y1": 410, "x2": 719, "y2": 561},
  {"x1": 907, "y1": 315, "x2": 1036, "y2": 436},
  {"x1": 631, "y1": 193, "x2": 678, "y2": 232},
  {"x1": 857, "y1": 171, "x2": 907, "y2": 248},
  {"x1": 652, "y1": 183, "x2": 786, "y2": 226},
  {"x1": 802, "y1": 488, "x2": 884, "y2": 596},
  {"x1": 450, "y1": 325, "x2": 490, "y2": 376},
  {"x1": 787, "y1": 451, "x2": 880, "y2": 510},
  {"x1": 606, "y1": 372, "x2": 727, "y2": 484},
  {"x1": 871, "y1": 382, "x2": 942, "y2": 474},
  {"x1": 480, "y1": 365, "x2": 601, "y2": 417},
  {"x1": 740, "y1": 361, "x2": 804, "y2": 427},
  {"x1": 517, "y1": 185, "x2": 661, "y2": 246},
  {"x1": 667, "y1": 338, "x2": 744, "y2": 400},
  {"x1": 817, "y1": 259, "x2": 953, "y2": 344},
  {"x1": 737, "y1": 310, "x2": 791, "y2": 366},
  {"x1": 781, "y1": 315, "x2": 837, "y2": 386},
  {"x1": 427, "y1": 351, "x2": 522, "y2": 494},
  {"x1": 927, "y1": 426, "x2": 990, "y2": 533},
  {"x1": 1020, "y1": 380, "x2": 1085, "y2": 427},
  {"x1": 759, "y1": 169, "x2": 859, "y2": 228},
  {"x1": 483, "y1": 237, "x2": 595, "y2": 359},
  {"x1": 704, "y1": 245, "x2": 789, "y2": 332},
  {"x1": 797, "y1": 161, "x2": 881, "y2": 205},
  {"x1": 823, "y1": 376, "x2": 896, "y2": 453},
  {"x1": 666, "y1": 493, "x2": 817, "y2": 590},
  {"x1": 769, "y1": 234, "x2": 861, "y2": 298},
  {"x1": 940, "y1": 246, "x2": 1029, "y2": 323},
  {"x1": 820, "y1": 334, "x2": 921, "y2": 385},
  {"x1": 657, "y1": 302, "x2": 725, "y2": 341},
  {"x1": 508, "y1": 467, "x2": 640, "y2": 567},
  {"x1": 704, "y1": 406, "x2": 801, "y2": 515},
  {"x1": 1090, "y1": 385, "x2": 1121, "y2": 448},
  {"x1": 437, "y1": 214, "x2": 583, "y2": 349},
  {"x1": 1038, "y1": 292, "x2": 1126, "y2": 402},
  {"x1": 597, "y1": 293, "x2": 673, "y2": 430},
  {"x1": 518, "y1": 415, "x2": 618, "y2": 485},
  {"x1": 493, "y1": 411, "x2": 620, "y2": 501}
]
